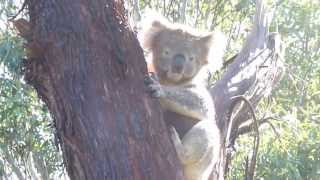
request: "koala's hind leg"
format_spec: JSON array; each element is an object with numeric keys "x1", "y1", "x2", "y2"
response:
[
  {"x1": 169, "y1": 125, "x2": 206, "y2": 165},
  {"x1": 169, "y1": 120, "x2": 220, "y2": 180}
]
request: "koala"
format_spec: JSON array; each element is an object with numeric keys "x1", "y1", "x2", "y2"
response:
[{"x1": 141, "y1": 15, "x2": 226, "y2": 180}]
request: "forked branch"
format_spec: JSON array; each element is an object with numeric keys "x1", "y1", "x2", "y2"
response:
[{"x1": 209, "y1": 0, "x2": 285, "y2": 178}]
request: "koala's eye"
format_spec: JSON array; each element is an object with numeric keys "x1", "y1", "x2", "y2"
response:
[
  {"x1": 163, "y1": 49, "x2": 170, "y2": 56},
  {"x1": 189, "y1": 56, "x2": 194, "y2": 61}
]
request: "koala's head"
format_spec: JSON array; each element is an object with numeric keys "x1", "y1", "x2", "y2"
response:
[{"x1": 140, "y1": 15, "x2": 226, "y2": 85}]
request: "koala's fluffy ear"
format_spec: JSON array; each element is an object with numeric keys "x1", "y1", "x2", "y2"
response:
[
  {"x1": 198, "y1": 33, "x2": 214, "y2": 49},
  {"x1": 139, "y1": 12, "x2": 169, "y2": 51},
  {"x1": 198, "y1": 31, "x2": 227, "y2": 72}
]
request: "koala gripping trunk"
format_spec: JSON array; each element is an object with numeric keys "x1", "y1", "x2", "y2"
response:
[
  {"x1": 16, "y1": 0, "x2": 184, "y2": 180},
  {"x1": 14, "y1": 0, "x2": 283, "y2": 179}
]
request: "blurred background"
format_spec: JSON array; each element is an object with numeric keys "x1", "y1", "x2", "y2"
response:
[{"x1": 0, "y1": 0, "x2": 319, "y2": 179}]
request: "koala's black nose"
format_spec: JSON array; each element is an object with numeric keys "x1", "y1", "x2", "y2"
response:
[{"x1": 172, "y1": 54, "x2": 185, "y2": 73}]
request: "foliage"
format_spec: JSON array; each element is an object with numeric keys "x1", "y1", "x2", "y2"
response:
[{"x1": 228, "y1": 0, "x2": 320, "y2": 179}]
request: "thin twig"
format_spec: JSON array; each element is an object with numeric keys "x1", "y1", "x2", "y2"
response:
[
  {"x1": 237, "y1": 118, "x2": 268, "y2": 136},
  {"x1": 237, "y1": 117, "x2": 282, "y2": 143},
  {"x1": 230, "y1": 95, "x2": 259, "y2": 180},
  {"x1": 265, "y1": 120, "x2": 281, "y2": 143},
  {"x1": 226, "y1": 95, "x2": 246, "y2": 147},
  {"x1": 224, "y1": 94, "x2": 247, "y2": 175},
  {"x1": 8, "y1": 0, "x2": 28, "y2": 21}
]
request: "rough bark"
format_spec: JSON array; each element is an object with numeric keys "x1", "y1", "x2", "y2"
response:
[{"x1": 21, "y1": 0, "x2": 184, "y2": 180}]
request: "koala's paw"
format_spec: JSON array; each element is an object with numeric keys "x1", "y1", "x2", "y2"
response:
[{"x1": 144, "y1": 74, "x2": 165, "y2": 98}]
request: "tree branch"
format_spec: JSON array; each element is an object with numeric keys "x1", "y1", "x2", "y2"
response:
[
  {"x1": 237, "y1": 116, "x2": 281, "y2": 137},
  {"x1": 210, "y1": 0, "x2": 285, "y2": 177},
  {"x1": 8, "y1": 0, "x2": 28, "y2": 21},
  {"x1": 211, "y1": 0, "x2": 284, "y2": 130}
]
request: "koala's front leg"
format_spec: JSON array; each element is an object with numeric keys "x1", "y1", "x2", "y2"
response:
[{"x1": 145, "y1": 75, "x2": 214, "y2": 121}]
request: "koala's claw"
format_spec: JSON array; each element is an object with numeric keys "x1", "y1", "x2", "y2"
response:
[
  {"x1": 169, "y1": 126, "x2": 181, "y2": 144},
  {"x1": 151, "y1": 89, "x2": 162, "y2": 98},
  {"x1": 146, "y1": 84, "x2": 163, "y2": 98},
  {"x1": 144, "y1": 75, "x2": 153, "y2": 85},
  {"x1": 144, "y1": 75, "x2": 164, "y2": 98},
  {"x1": 169, "y1": 126, "x2": 177, "y2": 135}
]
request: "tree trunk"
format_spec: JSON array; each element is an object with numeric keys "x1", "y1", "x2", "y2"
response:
[{"x1": 21, "y1": 0, "x2": 184, "y2": 179}]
